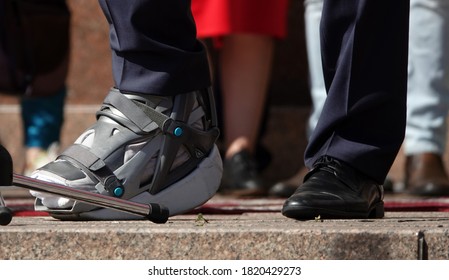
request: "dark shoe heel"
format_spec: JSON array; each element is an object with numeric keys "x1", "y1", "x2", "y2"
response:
[{"x1": 369, "y1": 201, "x2": 385, "y2": 218}]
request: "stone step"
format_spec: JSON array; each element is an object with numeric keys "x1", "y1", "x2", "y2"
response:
[{"x1": 0, "y1": 208, "x2": 448, "y2": 259}]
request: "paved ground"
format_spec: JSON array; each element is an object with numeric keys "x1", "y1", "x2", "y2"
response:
[{"x1": 1, "y1": 188, "x2": 449, "y2": 260}]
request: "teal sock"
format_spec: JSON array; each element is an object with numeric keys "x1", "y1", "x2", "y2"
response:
[{"x1": 20, "y1": 87, "x2": 66, "y2": 149}]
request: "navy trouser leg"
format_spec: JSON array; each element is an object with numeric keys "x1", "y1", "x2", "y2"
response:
[
  {"x1": 305, "y1": 0, "x2": 410, "y2": 183},
  {"x1": 98, "y1": 0, "x2": 211, "y2": 95}
]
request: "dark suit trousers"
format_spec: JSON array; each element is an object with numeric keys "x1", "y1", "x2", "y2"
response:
[
  {"x1": 305, "y1": 0, "x2": 410, "y2": 183},
  {"x1": 97, "y1": 0, "x2": 211, "y2": 96}
]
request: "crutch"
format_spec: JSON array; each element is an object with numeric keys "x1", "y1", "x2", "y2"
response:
[
  {"x1": 12, "y1": 174, "x2": 169, "y2": 223},
  {"x1": 1, "y1": 144, "x2": 169, "y2": 225}
]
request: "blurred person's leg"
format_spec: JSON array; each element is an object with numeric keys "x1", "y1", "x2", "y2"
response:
[
  {"x1": 269, "y1": 0, "x2": 326, "y2": 197},
  {"x1": 219, "y1": 34, "x2": 274, "y2": 196},
  {"x1": 405, "y1": 0, "x2": 449, "y2": 196},
  {"x1": 21, "y1": 87, "x2": 66, "y2": 175},
  {"x1": 191, "y1": 0, "x2": 289, "y2": 196}
]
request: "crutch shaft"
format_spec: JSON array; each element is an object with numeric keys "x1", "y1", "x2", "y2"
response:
[{"x1": 12, "y1": 174, "x2": 168, "y2": 223}]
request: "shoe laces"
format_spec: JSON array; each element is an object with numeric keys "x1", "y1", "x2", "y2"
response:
[
  {"x1": 306, "y1": 156, "x2": 360, "y2": 193},
  {"x1": 308, "y1": 156, "x2": 384, "y2": 198},
  {"x1": 311, "y1": 156, "x2": 342, "y2": 175}
]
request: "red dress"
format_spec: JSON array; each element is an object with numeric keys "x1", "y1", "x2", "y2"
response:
[{"x1": 191, "y1": 0, "x2": 289, "y2": 39}]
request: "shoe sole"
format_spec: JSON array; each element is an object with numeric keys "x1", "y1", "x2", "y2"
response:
[{"x1": 282, "y1": 201, "x2": 385, "y2": 220}]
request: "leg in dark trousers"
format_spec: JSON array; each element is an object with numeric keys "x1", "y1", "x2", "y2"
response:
[
  {"x1": 98, "y1": 0, "x2": 211, "y2": 95},
  {"x1": 283, "y1": 0, "x2": 410, "y2": 219},
  {"x1": 28, "y1": 0, "x2": 223, "y2": 220}
]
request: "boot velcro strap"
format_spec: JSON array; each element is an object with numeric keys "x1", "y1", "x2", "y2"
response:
[
  {"x1": 101, "y1": 90, "x2": 167, "y2": 133},
  {"x1": 60, "y1": 144, "x2": 123, "y2": 196},
  {"x1": 100, "y1": 90, "x2": 209, "y2": 139}
]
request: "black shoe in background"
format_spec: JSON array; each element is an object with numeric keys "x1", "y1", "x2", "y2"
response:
[
  {"x1": 220, "y1": 150, "x2": 266, "y2": 197},
  {"x1": 282, "y1": 156, "x2": 384, "y2": 220},
  {"x1": 268, "y1": 166, "x2": 309, "y2": 198}
]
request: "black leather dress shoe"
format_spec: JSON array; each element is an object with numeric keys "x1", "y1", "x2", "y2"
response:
[
  {"x1": 282, "y1": 156, "x2": 384, "y2": 220},
  {"x1": 270, "y1": 168, "x2": 394, "y2": 198},
  {"x1": 220, "y1": 150, "x2": 265, "y2": 196}
]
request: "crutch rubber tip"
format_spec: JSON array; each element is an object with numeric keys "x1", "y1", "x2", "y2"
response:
[
  {"x1": 147, "y1": 203, "x2": 169, "y2": 224},
  {"x1": 0, "y1": 206, "x2": 12, "y2": 226}
]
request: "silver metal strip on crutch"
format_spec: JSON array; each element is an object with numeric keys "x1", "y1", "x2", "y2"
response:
[{"x1": 12, "y1": 174, "x2": 169, "y2": 223}]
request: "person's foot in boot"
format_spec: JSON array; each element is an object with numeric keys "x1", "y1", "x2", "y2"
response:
[
  {"x1": 29, "y1": 88, "x2": 223, "y2": 220},
  {"x1": 405, "y1": 152, "x2": 449, "y2": 197},
  {"x1": 282, "y1": 156, "x2": 384, "y2": 220}
]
